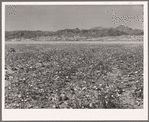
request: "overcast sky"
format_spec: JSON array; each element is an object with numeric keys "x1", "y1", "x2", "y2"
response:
[{"x1": 5, "y1": 5, "x2": 143, "y2": 31}]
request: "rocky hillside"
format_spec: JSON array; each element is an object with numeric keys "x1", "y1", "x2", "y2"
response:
[
  {"x1": 115, "y1": 25, "x2": 143, "y2": 35},
  {"x1": 5, "y1": 25, "x2": 143, "y2": 41}
]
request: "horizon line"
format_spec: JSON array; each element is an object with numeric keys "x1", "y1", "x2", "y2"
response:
[{"x1": 5, "y1": 25, "x2": 144, "y2": 32}]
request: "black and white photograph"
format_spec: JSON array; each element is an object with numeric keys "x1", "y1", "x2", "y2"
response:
[{"x1": 2, "y1": 1, "x2": 148, "y2": 121}]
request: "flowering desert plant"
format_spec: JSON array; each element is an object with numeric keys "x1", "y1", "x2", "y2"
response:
[{"x1": 5, "y1": 43, "x2": 143, "y2": 109}]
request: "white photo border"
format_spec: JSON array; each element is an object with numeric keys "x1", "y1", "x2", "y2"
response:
[{"x1": 2, "y1": 1, "x2": 148, "y2": 121}]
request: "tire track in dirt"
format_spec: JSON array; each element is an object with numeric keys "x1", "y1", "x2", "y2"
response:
[{"x1": 108, "y1": 65, "x2": 143, "y2": 109}]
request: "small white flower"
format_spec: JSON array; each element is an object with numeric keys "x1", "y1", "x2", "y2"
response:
[
  {"x1": 82, "y1": 87, "x2": 86, "y2": 90},
  {"x1": 16, "y1": 104, "x2": 19, "y2": 107},
  {"x1": 83, "y1": 81, "x2": 86, "y2": 83}
]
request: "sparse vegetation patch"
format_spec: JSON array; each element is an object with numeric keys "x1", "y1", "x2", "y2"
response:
[{"x1": 5, "y1": 43, "x2": 143, "y2": 109}]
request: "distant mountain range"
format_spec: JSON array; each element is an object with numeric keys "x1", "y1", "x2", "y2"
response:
[
  {"x1": 91, "y1": 26, "x2": 107, "y2": 30},
  {"x1": 5, "y1": 25, "x2": 143, "y2": 41}
]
